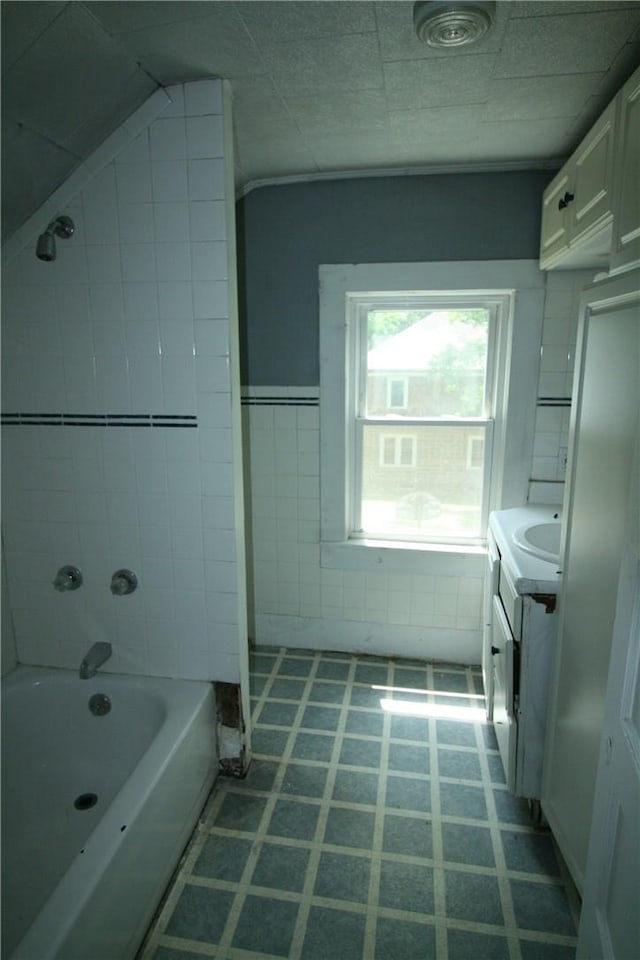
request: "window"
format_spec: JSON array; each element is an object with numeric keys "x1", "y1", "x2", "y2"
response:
[
  {"x1": 387, "y1": 377, "x2": 408, "y2": 410},
  {"x1": 379, "y1": 434, "x2": 417, "y2": 467},
  {"x1": 350, "y1": 295, "x2": 499, "y2": 543},
  {"x1": 319, "y1": 261, "x2": 545, "y2": 565}
]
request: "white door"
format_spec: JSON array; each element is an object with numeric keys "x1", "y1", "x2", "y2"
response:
[
  {"x1": 577, "y1": 452, "x2": 640, "y2": 957},
  {"x1": 542, "y1": 272, "x2": 640, "y2": 892}
]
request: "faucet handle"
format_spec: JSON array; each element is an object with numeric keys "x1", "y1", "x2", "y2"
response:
[
  {"x1": 53, "y1": 565, "x2": 83, "y2": 592},
  {"x1": 111, "y1": 569, "x2": 138, "y2": 596}
]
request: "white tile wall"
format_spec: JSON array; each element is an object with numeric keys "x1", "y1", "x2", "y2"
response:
[
  {"x1": 1, "y1": 81, "x2": 247, "y2": 686},
  {"x1": 243, "y1": 387, "x2": 484, "y2": 664}
]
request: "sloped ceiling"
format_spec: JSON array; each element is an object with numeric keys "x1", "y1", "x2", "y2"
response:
[{"x1": 2, "y1": 0, "x2": 640, "y2": 241}]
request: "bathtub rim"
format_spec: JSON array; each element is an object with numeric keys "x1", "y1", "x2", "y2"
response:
[{"x1": 2, "y1": 665, "x2": 217, "y2": 960}]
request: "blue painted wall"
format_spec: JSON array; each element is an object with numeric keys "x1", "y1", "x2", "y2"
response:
[{"x1": 237, "y1": 170, "x2": 553, "y2": 386}]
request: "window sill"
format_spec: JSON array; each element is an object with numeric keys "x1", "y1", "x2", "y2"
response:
[{"x1": 321, "y1": 539, "x2": 486, "y2": 576}]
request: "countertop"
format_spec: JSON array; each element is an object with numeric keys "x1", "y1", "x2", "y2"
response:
[{"x1": 489, "y1": 504, "x2": 562, "y2": 595}]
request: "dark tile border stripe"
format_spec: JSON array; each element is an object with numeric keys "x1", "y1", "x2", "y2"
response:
[{"x1": 1, "y1": 413, "x2": 198, "y2": 428}]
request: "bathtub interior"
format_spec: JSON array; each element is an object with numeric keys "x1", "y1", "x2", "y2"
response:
[{"x1": 1, "y1": 668, "x2": 217, "y2": 960}]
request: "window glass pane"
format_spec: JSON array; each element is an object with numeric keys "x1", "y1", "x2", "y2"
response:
[
  {"x1": 361, "y1": 424, "x2": 485, "y2": 539},
  {"x1": 366, "y1": 308, "x2": 489, "y2": 418}
]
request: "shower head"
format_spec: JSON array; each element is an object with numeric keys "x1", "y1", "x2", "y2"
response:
[{"x1": 35, "y1": 215, "x2": 75, "y2": 261}]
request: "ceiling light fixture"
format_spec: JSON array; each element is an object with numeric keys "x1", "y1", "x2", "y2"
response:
[{"x1": 413, "y1": 0, "x2": 495, "y2": 48}]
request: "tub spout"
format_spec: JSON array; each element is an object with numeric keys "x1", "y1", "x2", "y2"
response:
[{"x1": 79, "y1": 642, "x2": 112, "y2": 680}]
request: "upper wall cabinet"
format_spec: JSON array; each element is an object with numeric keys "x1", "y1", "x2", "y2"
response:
[
  {"x1": 540, "y1": 64, "x2": 640, "y2": 275},
  {"x1": 609, "y1": 67, "x2": 640, "y2": 276}
]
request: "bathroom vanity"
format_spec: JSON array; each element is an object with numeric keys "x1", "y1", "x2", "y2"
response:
[{"x1": 483, "y1": 505, "x2": 561, "y2": 799}]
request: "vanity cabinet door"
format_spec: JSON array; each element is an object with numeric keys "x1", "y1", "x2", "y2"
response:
[{"x1": 492, "y1": 595, "x2": 517, "y2": 793}]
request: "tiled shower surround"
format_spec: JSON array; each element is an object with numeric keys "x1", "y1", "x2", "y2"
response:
[{"x1": 1, "y1": 80, "x2": 248, "y2": 694}]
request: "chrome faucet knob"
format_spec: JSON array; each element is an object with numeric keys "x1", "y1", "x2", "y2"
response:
[
  {"x1": 110, "y1": 569, "x2": 138, "y2": 596},
  {"x1": 53, "y1": 565, "x2": 83, "y2": 592}
]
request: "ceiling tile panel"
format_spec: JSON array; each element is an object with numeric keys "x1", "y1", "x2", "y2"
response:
[
  {"x1": 283, "y1": 89, "x2": 389, "y2": 135},
  {"x1": 110, "y1": 9, "x2": 266, "y2": 82},
  {"x1": 1, "y1": 4, "x2": 151, "y2": 145},
  {"x1": 474, "y1": 118, "x2": 576, "y2": 160},
  {"x1": 261, "y1": 33, "x2": 384, "y2": 95},
  {"x1": 384, "y1": 55, "x2": 495, "y2": 111},
  {"x1": 484, "y1": 73, "x2": 603, "y2": 121},
  {"x1": 0, "y1": 0, "x2": 67, "y2": 75},
  {"x1": 86, "y1": 1, "x2": 219, "y2": 34},
  {"x1": 236, "y1": 1, "x2": 377, "y2": 44},
  {"x1": 494, "y1": 9, "x2": 640, "y2": 77}
]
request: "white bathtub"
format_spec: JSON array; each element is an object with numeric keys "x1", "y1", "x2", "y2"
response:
[{"x1": 1, "y1": 666, "x2": 217, "y2": 960}]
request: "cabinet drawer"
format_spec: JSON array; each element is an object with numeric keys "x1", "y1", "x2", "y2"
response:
[{"x1": 499, "y1": 562, "x2": 521, "y2": 637}]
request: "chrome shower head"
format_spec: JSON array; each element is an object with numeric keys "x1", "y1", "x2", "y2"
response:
[{"x1": 36, "y1": 215, "x2": 75, "y2": 261}]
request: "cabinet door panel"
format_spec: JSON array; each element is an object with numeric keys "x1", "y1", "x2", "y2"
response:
[
  {"x1": 540, "y1": 168, "x2": 572, "y2": 267},
  {"x1": 570, "y1": 99, "x2": 616, "y2": 245},
  {"x1": 610, "y1": 68, "x2": 640, "y2": 274}
]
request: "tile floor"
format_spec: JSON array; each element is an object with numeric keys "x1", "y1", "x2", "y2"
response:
[{"x1": 139, "y1": 648, "x2": 578, "y2": 960}]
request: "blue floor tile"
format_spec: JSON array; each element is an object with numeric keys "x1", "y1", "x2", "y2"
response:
[
  {"x1": 302, "y1": 704, "x2": 341, "y2": 731},
  {"x1": 445, "y1": 870, "x2": 504, "y2": 925},
  {"x1": 269, "y1": 677, "x2": 307, "y2": 700},
  {"x1": 236, "y1": 759, "x2": 279, "y2": 792},
  {"x1": 388, "y1": 742, "x2": 430, "y2": 774},
  {"x1": 258, "y1": 701, "x2": 299, "y2": 727},
  {"x1": 251, "y1": 727, "x2": 290, "y2": 757},
  {"x1": 501, "y1": 828, "x2": 560, "y2": 876},
  {"x1": 250, "y1": 841, "x2": 310, "y2": 892},
  {"x1": 281, "y1": 762, "x2": 328, "y2": 798},
  {"x1": 385, "y1": 774, "x2": 431, "y2": 813},
  {"x1": 519, "y1": 941, "x2": 577, "y2": 960},
  {"x1": 442, "y1": 822, "x2": 495, "y2": 868},
  {"x1": 494, "y1": 788, "x2": 532, "y2": 825},
  {"x1": 447, "y1": 928, "x2": 510, "y2": 960},
  {"x1": 378, "y1": 860, "x2": 434, "y2": 913},
  {"x1": 382, "y1": 813, "x2": 433, "y2": 858},
  {"x1": 439, "y1": 781, "x2": 487, "y2": 820},
  {"x1": 389, "y1": 714, "x2": 429, "y2": 741},
  {"x1": 316, "y1": 659, "x2": 351, "y2": 680},
  {"x1": 165, "y1": 884, "x2": 234, "y2": 944},
  {"x1": 375, "y1": 917, "x2": 435, "y2": 959},
  {"x1": 433, "y1": 671, "x2": 470, "y2": 693},
  {"x1": 214, "y1": 792, "x2": 267, "y2": 832},
  {"x1": 436, "y1": 718, "x2": 477, "y2": 747},
  {"x1": 345, "y1": 709, "x2": 384, "y2": 736},
  {"x1": 349, "y1": 684, "x2": 384, "y2": 708},
  {"x1": 278, "y1": 657, "x2": 313, "y2": 677},
  {"x1": 193, "y1": 835, "x2": 253, "y2": 882},
  {"x1": 339, "y1": 736, "x2": 381, "y2": 768},
  {"x1": 354, "y1": 662, "x2": 389, "y2": 684},
  {"x1": 301, "y1": 906, "x2": 366, "y2": 960},
  {"x1": 314, "y1": 851, "x2": 371, "y2": 903},
  {"x1": 510, "y1": 879, "x2": 576, "y2": 935},
  {"x1": 231, "y1": 894, "x2": 299, "y2": 957},
  {"x1": 292, "y1": 731, "x2": 335, "y2": 761},
  {"x1": 309, "y1": 680, "x2": 347, "y2": 704},
  {"x1": 393, "y1": 667, "x2": 429, "y2": 690},
  {"x1": 332, "y1": 768, "x2": 379, "y2": 805},
  {"x1": 438, "y1": 747, "x2": 482, "y2": 781},
  {"x1": 324, "y1": 806, "x2": 376, "y2": 848},
  {"x1": 267, "y1": 798, "x2": 320, "y2": 840}
]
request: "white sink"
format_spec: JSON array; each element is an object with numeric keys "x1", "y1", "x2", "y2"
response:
[{"x1": 513, "y1": 520, "x2": 561, "y2": 563}]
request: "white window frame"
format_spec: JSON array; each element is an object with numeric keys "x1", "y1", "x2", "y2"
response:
[
  {"x1": 350, "y1": 291, "x2": 499, "y2": 545},
  {"x1": 319, "y1": 261, "x2": 545, "y2": 574}
]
